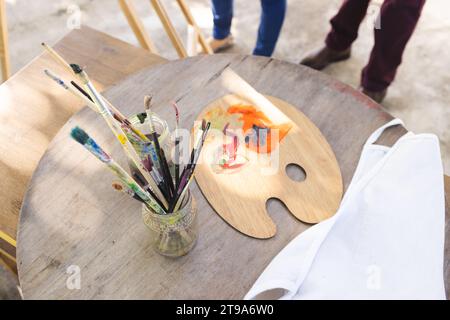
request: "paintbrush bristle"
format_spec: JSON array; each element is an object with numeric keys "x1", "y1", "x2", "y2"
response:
[
  {"x1": 70, "y1": 126, "x2": 90, "y2": 145},
  {"x1": 136, "y1": 112, "x2": 147, "y2": 124},
  {"x1": 70, "y1": 64, "x2": 83, "y2": 74},
  {"x1": 144, "y1": 95, "x2": 152, "y2": 110}
]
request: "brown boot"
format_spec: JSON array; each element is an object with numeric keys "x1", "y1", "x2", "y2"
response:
[
  {"x1": 207, "y1": 35, "x2": 234, "y2": 53},
  {"x1": 360, "y1": 87, "x2": 388, "y2": 104},
  {"x1": 300, "y1": 46, "x2": 351, "y2": 70}
]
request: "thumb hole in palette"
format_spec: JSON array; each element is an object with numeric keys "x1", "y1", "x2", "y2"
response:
[
  {"x1": 265, "y1": 197, "x2": 304, "y2": 229},
  {"x1": 285, "y1": 163, "x2": 306, "y2": 182}
]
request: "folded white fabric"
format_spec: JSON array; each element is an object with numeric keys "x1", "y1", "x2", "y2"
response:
[{"x1": 245, "y1": 119, "x2": 446, "y2": 300}]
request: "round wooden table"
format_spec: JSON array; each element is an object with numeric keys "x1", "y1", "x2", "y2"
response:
[{"x1": 17, "y1": 54, "x2": 449, "y2": 299}]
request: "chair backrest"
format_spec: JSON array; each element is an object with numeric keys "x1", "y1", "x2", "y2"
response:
[
  {"x1": 0, "y1": 231, "x2": 16, "y2": 271},
  {"x1": 119, "y1": 0, "x2": 212, "y2": 58}
]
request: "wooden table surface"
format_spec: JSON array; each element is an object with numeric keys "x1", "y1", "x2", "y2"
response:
[
  {"x1": 17, "y1": 54, "x2": 450, "y2": 299},
  {"x1": 0, "y1": 26, "x2": 166, "y2": 241}
]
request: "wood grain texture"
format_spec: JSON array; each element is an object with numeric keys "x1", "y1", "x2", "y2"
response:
[
  {"x1": 17, "y1": 54, "x2": 450, "y2": 299},
  {"x1": 196, "y1": 95, "x2": 342, "y2": 238},
  {"x1": 0, "y1": 26, "x2": 166, "y2": 240}
]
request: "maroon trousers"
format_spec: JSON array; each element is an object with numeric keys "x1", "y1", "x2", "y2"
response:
[{"x1": 326, "y1": 0, "x2": 426, "y2": 91}]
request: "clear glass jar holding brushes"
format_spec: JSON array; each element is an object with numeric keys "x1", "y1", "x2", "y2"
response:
[
  {"x1": 126, "y1": 112, "x2": 172, "y2": 158},
  {"x1": 126, "y1": 112, "x2": 198, "y2": 257},
  {"x1": 142, "y1": 190, "x2": 198, "y2": 257}
]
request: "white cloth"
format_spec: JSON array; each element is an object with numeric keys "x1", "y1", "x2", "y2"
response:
[{"x1": 245, "y1": 119, "x2": 446, "y2": 300}]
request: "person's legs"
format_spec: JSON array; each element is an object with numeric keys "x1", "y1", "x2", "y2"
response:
[
  {"x1": 253, "y1": 0, "x2": 286, "y2": 56},
  {"x1": 300, "y1": 0, "x2": 370, "y2": 70},
  {"x1": 361, "y1": 0, "x2": 426, "y2": 92},
  {"x1": 326, "y1": 0, "x2": 371, "y2": 51},
  {"x1": 212, "y1": 0, "x2": 233, "y2": 40}
]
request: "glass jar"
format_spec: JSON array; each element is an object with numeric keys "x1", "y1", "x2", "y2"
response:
[
  {"x1": 126, "y1": 112, "x2": 171, "y2": 157},
  {"x1": 142, "y1": 191, "x2": 198, "y2": 257},
  {"x1": 126, "y1": 112, "x2": 175, "y2": 182}
]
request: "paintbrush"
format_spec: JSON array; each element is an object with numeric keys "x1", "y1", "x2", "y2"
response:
[
  {"x1": 45, "y1": 69, "x2": 141, "y2": 138},
  {"x1": 172, "y1": 102, "x2": 181, "y2": 188},
  {"x1": 69, "y1": 78, "x2": 148, "y2": 141},
  {"x1": 131, "y1": 170, "x2": 167, "y2": 210},
  {"x1": 41, "y1": 42, "x2": 73, "y2": 74},
  {"x1": 70, "y1": 126, "x2": 166, "y2": 214},
  {"x1": 46, "y1": 69, "x2": 148, "y2": 144},
  {"x1": 175, "y1": 122, "x2": 203, "y2": 198},
  {"x1": 142, "y1": 153, "x2": 171, "y2": 200},
  {"x1": 112, "y1": 181, "x2": 145, "y2": 203},
  {"x1": 41, "y1": 43, "x2": 147, "y2": 140},
  {"x1": 143, "y1": 96, "x2": 165, "y2": 176},
  {"x1": 70, "y1": 80, "x2": 94, "y2": 102},
  {"x1": 184, "y1": 122, "x2": 210, "y2": 185},
  {"x1": 44, "y1": 69, "x2": 99, "y2": 112},
  {"x1": 145, "y1": 96, "x2": 175, "y2": 197},
  {"x1": 170, "y1": 122, "x2": 210, "y2": 212},
  {"x1": 76, "y1": 84, "x2": 149, "y2": 142},
  {"x1": 71, "y1": 79, "x2": 131, "y2": 127},
  {"x1": 187, "y1": 122, "x2": 206, "y2": 169},
  {"x1": 70, "y1": 64, "x2": 168, "y2": 210}
]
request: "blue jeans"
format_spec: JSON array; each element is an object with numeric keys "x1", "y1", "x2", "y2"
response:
[{"x1": 212, "y1": 0, "x2": 286, "y2": 57}]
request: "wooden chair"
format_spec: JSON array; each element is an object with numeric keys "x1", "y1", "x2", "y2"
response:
[
  {"x1": 0, "y1": 230, "x2": 16, "y2": 275},
  {"x1": 119, "y1": 0, "x2": 212, "y2": 58},
  {"x1": 0, "y1": 0, "x2": 10, "y2": 82}
]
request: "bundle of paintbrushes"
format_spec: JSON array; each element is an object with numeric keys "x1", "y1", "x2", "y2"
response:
[{"x1": 41, "y1": 43, "x2": 210, "y2": 215}]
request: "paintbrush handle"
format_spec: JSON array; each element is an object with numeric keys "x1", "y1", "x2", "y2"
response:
[
  {"x1": 69, "y1": 80, "x2": 149, "y2": 144},
  {"x1": 41, "y1": 43, "x2": 73, "y2": 74},
  {"x1": 174, "y1": 137, "x2": 180, "y2": 188},
  {"x1": 146, "y1": 142, "x2": 163, "y2": 172},
  {"x1": 174, "y1": 175, "x2": 194, "y2": 212},
  {"x1": 78, "y1": 73, "x2": 168, "y2": 209},
  {"x1": 44, "y1": 69, "x2": 98, "y2": 112},
  {"x1": 68, "y1": 85, "x2": 99, "y2": 111},
  {"x1": 172, "y1": 124, "x2": 210, "y2": 211},
  {"x1": 112, "y1": 182, "x2": 144, "y2": 203},
  {"x1": 107, "y1": 160, "x2": 165, "y2": 214},
  {"x1": 159, "y1": 147, "x2": 175, "y2": 195},
  {"x1": 79, "y1": 138, "x2": 166, "y2": 214},
  {"x1": 102, "y1": 96, "x2": 150, "y2": 142},
  {"x1": 146, "y1": 106, "x2": 174, "y2": 198}
]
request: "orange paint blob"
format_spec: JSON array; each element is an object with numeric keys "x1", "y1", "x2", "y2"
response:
[{"x1": 227, "y1": 104, "x2": 292, "y2": 153}]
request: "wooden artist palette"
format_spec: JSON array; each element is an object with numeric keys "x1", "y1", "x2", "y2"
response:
[{"x1": 195, "y1": 94, "x2": 343, "y2": 239}]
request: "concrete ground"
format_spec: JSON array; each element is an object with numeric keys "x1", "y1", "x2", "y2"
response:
[{"x1": 4, "y1": 0, "x2": 450, "y2": 173}]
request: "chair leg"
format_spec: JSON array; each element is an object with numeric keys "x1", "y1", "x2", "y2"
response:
[
  {"x1": 0, "y1": 230, "x2": 16, "y2": 274},
  {"x1": 150, "y1": 0, "x2": 187, "y2": 58},
  {"x1": 176, "y1": 0, "x2": 213, "y2": 54},
  {"x1": 118, "y1": 0, "x2": 158, "y2": 53},
  {"x1": 0, "y1": 0, "x2": 10, "y2": 82}
]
